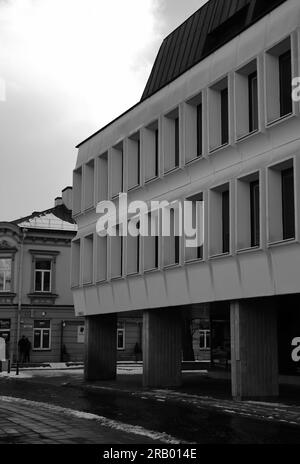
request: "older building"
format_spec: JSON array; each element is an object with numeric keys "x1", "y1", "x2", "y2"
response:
[
  {"x1": 0, "y1": 187, "x2": 85, "y2": 364},
  {"x1": 72, "y1": 0, "x2": 300, "y2": 398}
]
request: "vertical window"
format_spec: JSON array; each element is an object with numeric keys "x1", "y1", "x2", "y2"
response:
[
  {"x1": 222, "y1": 190, "x2": 230, "y2": 254},
  {"x1": 209, "y1": 77, "x2": 229, "y2": 151},
  {"x1": 128, "y1": 133, "x2": 140, "y2": 190},
  {"x1": 111, "y1": 225, "x2": 123, "y2": 279},
  {"x1": 163, "y1": 109, "x2": 179, "y2": 173},
  {"x1": 185, "y1": 93, "x2": 203, "y2": 162},
  {"x1": 196, "y1": 104, "x2": 203, "y2": 156},
  {"x1": 248, "y1": 72, "x2": 258, "y2": 133},
  {"x1": 282, "y1": 167, "x2": 295, "y2": 240},
  {"x1": 279, "y1": 50, "x2": 293, "y2": 117},
  {"x1": 111, "y1": 142, "x2": 123, "y2": 198},
  {"x1": 155, "y1": 129, "x2": 159, "y2": 177},
  {"x1": 71, "y1": 240, "x2": 81, "y2": 287},
  {"x1": 268, "y1": 160, "x2": 295, "y2": 243},
  {"x1": 117, "y1": 321, "x2": 125, "y2": 350},
  {"x1": 144, "y1": 212, "x2": 159, "y2": 271},
  {"x1": 144, "y1": 121, "x2": 159, "y2": 182},
  {"x1": 83, "y1": 235, "x2": 94, "y2": 284},
  {"x1": 34, "y1": 260, "x2": 51, "y2": 292},
  {"x1": 250, "y1": 180, "x2": 260, "y2": 247},
  {"x1": 73, "y1": 167, "x2": 82, "y2": 215},
  {"x1": 97, "y1": 152, "x2": 108, "y2": 203},
  {"x1": 266, "y1": 37, "x2": 292, "y2": 123},
  {"x1": 185, "y1": 194, "x2": 204, "y2": 262},
  {"x1": 174, "y1": 116, "x2": 179, "y2": 167},
  {"x1": 84, "y1": 159, "x2": 95, "y2": 210},
  {"x1": 33, "y1": 320, "x2": 51, "y2": 350},
  {"x1": 96, "y1": 236, "x2": 107, "y2": 282},
  {"x1": 127, "y1": 222, "x2": 140, "y2": 275},
  {"x1": 221, "y1": 88, "x2": 229, "y2": 145},
  {"x1": 163, "y1": 208, "x2": 180, "y2": 267},
  {"x1": 0, "y1": 259, "x2": 11, "y2": 292}
]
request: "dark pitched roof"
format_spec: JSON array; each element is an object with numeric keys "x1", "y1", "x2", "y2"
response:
[
  {"x1": 76, "y1": 0, "x2": 287, "y2": 149},
  {"x1": 141, "y1": 0, "x2": 288, "y2": 101}
]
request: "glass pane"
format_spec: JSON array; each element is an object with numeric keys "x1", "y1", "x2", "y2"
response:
[
  {"x1": 199, "y1": 332, "x2": 205, "y2": 349},
  {"x1": 35, "y1": 260, "x2": 51, "y2": 270},
  {"x1": 0, "y1": 259, "x2": 11, "y2": 271},
  {"x1": 117, "y1": 330, "x2": 124, "y2": 349},
  {"x1": 34, "y1": 320, "x2": 51, "y2": 329},
  {"x1": 43, "y1": 271, "x2": 51, "y2": 292},
  {"x1": 35, "y1": 271, "x2": 42, "y2": 291},
  {"x1": 206, "y1": 332, "x2": 211, "y2": 349},
  {"x1": 42, "y1": 330, "x2": 50, "y2": 349},
  {"x1": 0, "y1": 320, "x2": 10, "y2": 330},
  {"x1": 33, "y1": 330, "x2": 41, "y2": 349},
  {"x1": 5, "y1": 272, "x2": 11, "y2": 292},
  {"x1": 0, "y1": 272, "x2": 4, "y2": 291}
]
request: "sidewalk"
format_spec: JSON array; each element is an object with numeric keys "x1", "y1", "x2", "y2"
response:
[{"x1": 0, "y1": 396, "x2": 180, "y2": 444}]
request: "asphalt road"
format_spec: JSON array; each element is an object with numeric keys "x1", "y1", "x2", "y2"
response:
[{"x1": 1, "y1": 368, "x2": 300, "y2": 444}]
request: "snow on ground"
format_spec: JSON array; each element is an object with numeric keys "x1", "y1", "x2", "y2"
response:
[{"x1": 0, "y1": 395, "x2": 187, "y2": 444}]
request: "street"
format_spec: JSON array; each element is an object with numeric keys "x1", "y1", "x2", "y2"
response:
[{"x1": 1, "y1": 366, "x2": 300, "y2": 444}]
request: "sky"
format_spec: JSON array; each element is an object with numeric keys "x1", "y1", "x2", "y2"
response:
[{"x1": 0, "y1": 0, "x2": 208, "y2": 221}]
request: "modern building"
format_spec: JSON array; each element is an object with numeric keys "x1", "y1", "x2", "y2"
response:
[
  {"x1": 72, "y1": 0, "x2": 300, "y2": 398},
  {"x1": 0, "y1": 187, "x2": 85, "y2": 364}
]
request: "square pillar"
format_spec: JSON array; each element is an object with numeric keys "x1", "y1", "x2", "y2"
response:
[
  {"x1": 84, "y1": 314, "x2": 117, "y2": 381},
  {"x1": 230, "y1": 299, "x2": 279, "y2": 399},
  {"x1": 143, "y1": 308, "x2": 182, "y2": 387}
]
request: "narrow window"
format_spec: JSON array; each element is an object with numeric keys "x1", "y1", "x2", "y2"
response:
[
  {"x1": 117, "y1": 321, "x2": 125, "y2": 350},
  {"x1": 282, "y1": 167, "x2": 295, "y2": 240},
  {"x1": 222, "y1": 190, "x2": 230, "y2": 253},
  {"x1": 111, "y1": 226, "x2": 123, "y2": 278},
  {"x1": 248, "y1": 72, "x2": 258, "y2": 132},
  {"x1": 250, "y1": 180, "x2": 260, "y2": 247},
  {"x1": 221, "y1": 88, "x2": 229, "y2": 145},
  {"x1": 279, "y1": 50, "x2": 292, "y2": 117},
  {"x1": 155, "y1": 129, "x2": 159, "y2": 177},
  {"x1": 174, "y1": 117, "x2": 179, "y2": 167},
  {"x1": 196, "y1": 104, "x2": 203, "y2": 156}
]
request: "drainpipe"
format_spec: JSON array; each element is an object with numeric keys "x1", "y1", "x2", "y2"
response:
[{"x1": 15, "y1": 228, "x2": 27, "y2": 375}]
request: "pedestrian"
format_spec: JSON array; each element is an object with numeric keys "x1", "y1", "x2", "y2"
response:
[
  {"x1": 18, "y1": 335, "x2": 26, "y2": 363},
  {"x1": 23, "y1": 337, "x2": 31, "y2": 363}
]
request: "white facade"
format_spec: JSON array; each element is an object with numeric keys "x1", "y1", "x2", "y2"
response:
[{"x1": 72, "y1": 0, "x2": 300, "y2": 319}]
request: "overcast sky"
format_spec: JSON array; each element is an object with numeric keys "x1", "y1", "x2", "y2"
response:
[{"x1": 0, "y1": 0, "x2": 207, "y2": 221}]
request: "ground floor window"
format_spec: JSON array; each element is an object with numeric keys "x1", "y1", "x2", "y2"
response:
[
  {"x1": 117, "y1": 321, "x2": 125, "y2": 350},
  {"x1": 0, "y1": 319, "x2": 10, "y2": 342},
  {"x1": 77, "y1": 325, "x2": 85, "y2": 343},
  {"x1": 199, "y1": 329, "x2": 211, "y2": 350},
  {"x1": 33, "y1": 320, "x2": 51, "y2": 350}
]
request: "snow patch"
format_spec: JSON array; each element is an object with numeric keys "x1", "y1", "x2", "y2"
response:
[{"x1": 0, "y1": 396, "x2": 189, "y2": 445}]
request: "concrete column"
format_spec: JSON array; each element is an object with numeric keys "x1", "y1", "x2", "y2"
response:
[
  {"x1": 84, "y1": 314, "x2": 117, "y2": 381},
  {"x1": 230, "y1": 299, "x2": 279, "y2": 399},
  {"x1": 143, "y1": 308, "x2": 182, "y2": 387}
]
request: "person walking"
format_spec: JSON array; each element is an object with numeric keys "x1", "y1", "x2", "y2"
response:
[
  {"x1": 23, "y1": 337, "x2": 31, "y2": 363},
  {"x1": 18, "y1": 335, "x2": 26, "y2": 363}
]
